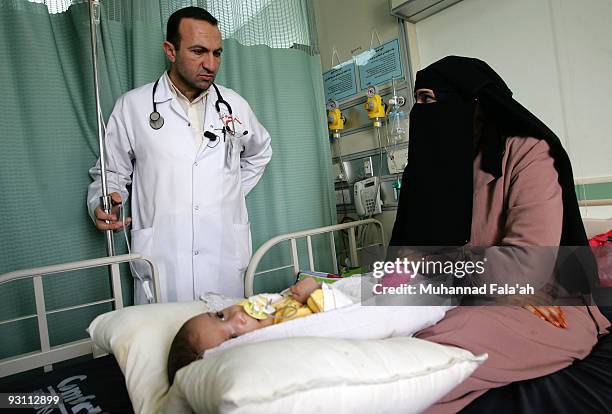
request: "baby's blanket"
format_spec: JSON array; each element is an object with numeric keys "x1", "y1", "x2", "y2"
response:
[{"x1": 204, "y1": 277, "x2": 453, "y2": 359}]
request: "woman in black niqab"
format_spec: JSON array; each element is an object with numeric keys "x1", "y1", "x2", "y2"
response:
[
  {"x1": 389, "y1": 57, "x2": 610, "y2": 413},
  {"x1": 389, "y1": 55, "x2": 594, "y2": 294}
]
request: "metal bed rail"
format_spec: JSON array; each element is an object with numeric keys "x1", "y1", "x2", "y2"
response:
[
  {"x1": 0, "y1": 254, "x2": 159, "y2": 378},
  {"x1": 579, "y1": 199, "x2": 612, "y2": 207},
  {"x1": 245, "y1": 219, "x2": 385, "y2": 296}
]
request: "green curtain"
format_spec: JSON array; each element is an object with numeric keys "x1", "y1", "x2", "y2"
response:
[
  {"x1": 0, "y1": 2, "x2": 119, "y2": 361},
  {"x1": 0, "y1": 0, "x2": 334, "y2": 362}
]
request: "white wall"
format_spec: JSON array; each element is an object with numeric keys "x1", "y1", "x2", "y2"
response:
[
  {"x1": 314, "y1": 0, "x2": 400, "y2": 73},
  {"x1": 580, "y1": 205, "x2": 612, "y2": 219},
  {"x1": 413, "y1": 0, "x2": 612, "y2": 181}
]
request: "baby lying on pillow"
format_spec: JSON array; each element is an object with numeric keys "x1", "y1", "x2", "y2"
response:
[{"x1": 167, "y1": 277, "x2": 353, "y2": 384}]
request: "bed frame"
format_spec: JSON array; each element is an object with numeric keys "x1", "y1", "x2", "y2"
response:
[
  {"x1": 245, "y1": 218, "x2": 385, "y2": 296},
  {"x1": 0, "y1": 219, "x2": 383, "y2": 379},
  {"x1": 0, "y1": 254, "x2": 159, "y2": 378}
]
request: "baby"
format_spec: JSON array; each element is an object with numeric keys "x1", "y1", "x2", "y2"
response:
[{"x1": 167, "y1": 277, "x2": 352, "y2": 384}]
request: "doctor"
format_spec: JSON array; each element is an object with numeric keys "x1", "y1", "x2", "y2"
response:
[{"x1": 87, "y1": 7, "x2": 272, "y2": 304}]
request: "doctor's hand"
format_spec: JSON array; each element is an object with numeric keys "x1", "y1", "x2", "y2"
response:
[{"x1": 94, "y1": 192, "x2": 131, "y2": 231}]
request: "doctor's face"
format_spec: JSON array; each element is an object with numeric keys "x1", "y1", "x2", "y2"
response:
[{"x1": 164, "y1": 18, "x2": 222, "y2": 99}]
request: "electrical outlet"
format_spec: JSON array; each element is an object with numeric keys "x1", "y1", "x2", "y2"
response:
[
  {"x1": 335, "y1": 189, "x2": 351, "y2": 205},
  {"x1": 333, "y1": 163, "x2": 346, "y2": 181},
  {"x1": 363, "y1": 157, "x2": 373, "y2": 176}
]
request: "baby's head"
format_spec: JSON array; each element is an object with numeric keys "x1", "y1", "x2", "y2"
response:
[{"x1": 167, "y1": 304, "x2": 269, "y2": 384}]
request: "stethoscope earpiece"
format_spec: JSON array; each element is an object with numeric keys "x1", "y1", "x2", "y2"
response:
[{"x1": 149, "y1": 111, "x2": 164, "y2": 130}]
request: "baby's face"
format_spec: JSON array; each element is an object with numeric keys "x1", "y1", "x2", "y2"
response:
[{"x1": 187, "y1": 305, "x2": 271, "y2": 354}]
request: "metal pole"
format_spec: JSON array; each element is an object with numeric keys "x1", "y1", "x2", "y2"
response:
[
  {"x1": 88, "y1": 0, "x2": 115, "y2": 257},
  {"x1": 88, "y1": 0, "x2": 122, "y2": 301}
]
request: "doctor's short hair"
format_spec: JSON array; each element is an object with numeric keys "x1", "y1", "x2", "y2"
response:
[{"x1": 166, "y1": 7, "x2": 219, "y2": 50}]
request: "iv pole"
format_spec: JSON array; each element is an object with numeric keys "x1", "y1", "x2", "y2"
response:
[{"x1": 88, "y1": 0, "x2": 124, "y2": 307}]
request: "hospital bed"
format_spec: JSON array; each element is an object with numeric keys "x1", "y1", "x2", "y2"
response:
[
  {"x1": 1, "y1": 218, "x2": 611, "y2": 413},
  {"x1": 0, "y1": 220, "x2": 479, "y2": 413}
]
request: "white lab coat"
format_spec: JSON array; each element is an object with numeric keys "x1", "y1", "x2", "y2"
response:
[{"x1": 87, "y1": 74, "x2": 272, "y2": 303}]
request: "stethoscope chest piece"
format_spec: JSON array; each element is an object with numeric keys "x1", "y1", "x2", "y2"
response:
[{"x1": 149, "y1": 111, "x2": 164, "y2": 130}]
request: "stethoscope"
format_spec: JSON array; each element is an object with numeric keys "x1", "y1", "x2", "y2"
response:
[{"x1": 148, "y1": 78, "x2": 237, "y2": 142}]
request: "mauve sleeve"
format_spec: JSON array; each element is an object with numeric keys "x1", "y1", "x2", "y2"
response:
[
  {"x1": 502, "y1": 137, "x2": 563, "y2": 246},
  {"x1": 465, "y1": 138, "x2": 562, "y2": 294}
]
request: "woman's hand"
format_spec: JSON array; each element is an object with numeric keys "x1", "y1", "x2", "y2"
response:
[{"x1": 523, "y1": 305, "x2": 568, "y2": 328}]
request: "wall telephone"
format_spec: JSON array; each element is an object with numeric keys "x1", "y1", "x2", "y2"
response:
[{"x1": 354, "y1": 176, "x2": 383, "y2": 216}]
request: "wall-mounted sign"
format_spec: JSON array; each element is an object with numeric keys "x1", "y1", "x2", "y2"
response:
[
  {"x1": 357, "y1": 38, "x2": 403, "y2": 89},
  {"x1": 323, "y1": 63, "x2": 358, "y2": 102}
]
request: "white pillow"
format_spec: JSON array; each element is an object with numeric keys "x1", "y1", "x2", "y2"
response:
[
  {"x1": 87, "y1": 295, "x2": 235, "y2": 414},
  {"x1": 162, "y1": 337, "x2": 486, "y2": 414}
]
